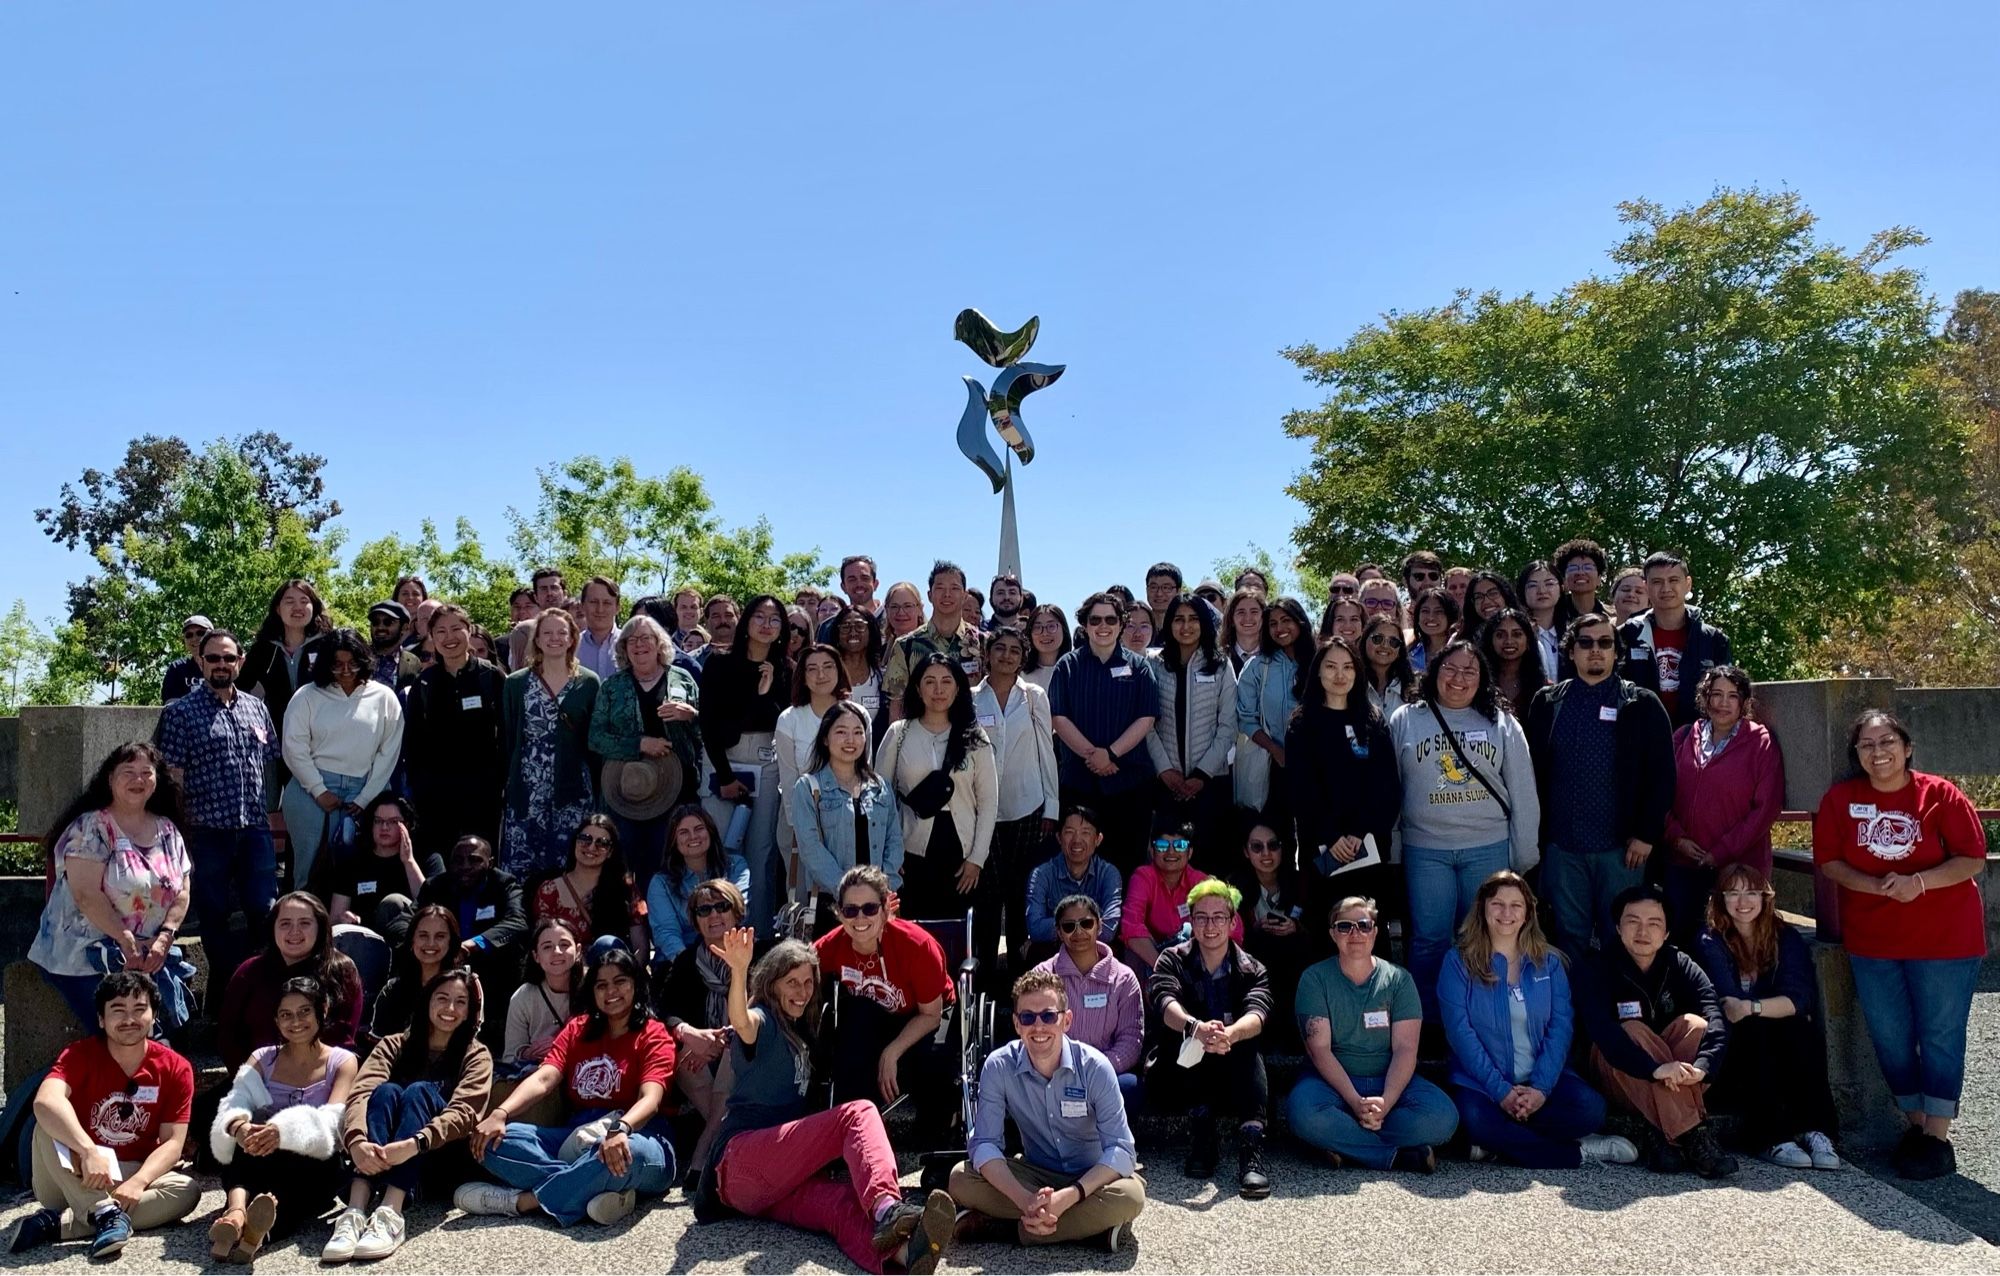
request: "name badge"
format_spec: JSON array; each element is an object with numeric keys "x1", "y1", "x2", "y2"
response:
[
  {"x1": 1598, "y1": 706, "x2": 1619, "y2": 722},
  {"x1": 475, "y1": 905, "x2": 496, "y2": 921},
  {"x1": 1510, "y1": 984, "x2": 1526, "y2": 1003},
  {"x1": 1848, "y1": 803, "x2": 1877, "y2": 819},
  {"x1": 460, "y1": 694, "x2": 483, "y2": 710},
  {"x1": 1362, "y1": 1010, "x2": 1389, "y2": 1030},
  {"x1": 356, "y1": 881, "x2": 378, "y2": 895},
  {"x1": 1288, "y1": 905, "x2": 1303, "y2": 920},
  {"x1": 1176, "y1": 902, "x2": 1191, "y2": 920},
  {"x1": 1631, "y1": 646, "x2": 1652, "y2": 660},
  {"x1": 131, "y1": 1085, "x2": 160, "y2": 1104},
  {"x1": 842, "y1": 966, "x2": 865, "y2": 984},
  {"x1": 1464, "y1": 730, "x2": 1488, "y2": 745},
  {"x1": 1082, "y1": 993, "x2": 1108, "y2": 1009},
  {"x1": 977, "y1": 714, "x2": 996, "y2": 728},
  {"x1": 1195, "y1": 673, "x2": 1217, "y2": 684},
  {"x1": 757, "y1": 743, "x2": 779, "y2": 763},
  {"x1": 1064, "y1": 1085, "x2": 1086, "y2": 1099},
  {"x1": 1617, "y1": 1000, "x2": 1642, "y2": 1020},
  {"x1": 1109, "y1": 665, "x2": 1131, "y2": 680},
  {"x1": 1344, "y1": 724, "x2": 1357, "y2": 742},
  {"x1": 669, "y1": 687, "x2": 688, "y2": 702},
  {"x1": 1060, "y1": 1100, "x2": 1089, "y2": 1118}
]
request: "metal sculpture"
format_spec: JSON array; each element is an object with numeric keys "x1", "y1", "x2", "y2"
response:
[{"x1": 953, "y1": 308, "x2": 1064, "y2": 577}]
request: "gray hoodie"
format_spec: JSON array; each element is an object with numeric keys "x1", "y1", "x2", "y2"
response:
[{"x1": 1388, "y1": 700, "x2": 1540, "y2": 871}]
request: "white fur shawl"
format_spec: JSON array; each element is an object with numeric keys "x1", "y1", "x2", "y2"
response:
[{"x1": 209, "y1": 1060, "x2": 346, "y2": 1164}]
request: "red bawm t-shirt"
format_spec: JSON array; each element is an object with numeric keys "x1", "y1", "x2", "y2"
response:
[
  {"x1": 543, "y1": 1016, "x2": 676, "y2": 1112},
  {"x1": 1650, "y1": 623, "x2": 1688, "y2": 718},
  {"x1": 50, "y1": 1036, "x2": 195, "y2": 1162},
  {"x1": 1813, "y1": 772, "x2": 1989, "y2": 961},
  {"x1": 814, "y1": 916, "x2": 956, "y2": 1016}
]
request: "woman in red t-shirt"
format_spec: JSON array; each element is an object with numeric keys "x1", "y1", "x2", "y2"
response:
[
  {"x1": 459, "y1": 946, "x2": 678, "y2": 1226},
  {"x1": 812, "y1": 865, "x2": 958, "y2": 1133},
  {"x1": 1812, "y1": 709, "x2": 1987, "y2": 1182}
]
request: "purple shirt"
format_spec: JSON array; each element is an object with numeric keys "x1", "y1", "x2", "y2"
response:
[{"x1": 1033, "y1": 942, "x2": 1144, "y2": 1075}]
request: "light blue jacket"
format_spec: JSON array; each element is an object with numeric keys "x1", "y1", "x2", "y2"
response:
[
  {"x1": 1235, "y1": 650, "x2": 1299, "y2": 740},
  {"x1": 789, "y1": 765, "x2": 905, "y2": 895},
  {"x1": 1437, "y1": 948, "x2": 1573, "y2": 1104},
  {"x1": 646, "y1": 852, "x2": 751, "y2": 963}
]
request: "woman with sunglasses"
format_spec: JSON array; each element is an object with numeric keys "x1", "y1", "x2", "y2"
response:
[
  {"x1": 529, "y1": 815, "x2": 648, "y2": 957},
  {"x1": 1023, "y1": 806, "x2": 1124, "y2": 966},
  {"x1": 1234, "y1": 597, "x2": 1313, "y2": 828},
  {"x1": 658, "y1": 879, "x2": 750, "y2": 1175},
  {"x1": 647, "y1": 805, "x2": 753, "y2": 964},
  {"x1": 1479, "y1": 608, "x2": 1547, "y2": 717},
  {"x1": 1359, "y1": 615, "x2": 1416, "y2": 716},
  {"x1": 1287, "y1": 637, "x2": 1401, "y2": 936},
  {"x1": 812, "y1": 866, "x2": 958, "y2": 1133},
  {"x1": 1287, "y1": 896, "x2": 1458, "y2": 1173},
  {"x1": 1118, "y1": 818, "x2": 1242, "y2": 977},
  {"x1": 1232, "y1": 823, "x2": 1312, "y2": 1052},
  {"x1": 1021, "y1": 603, "x2": 1072, "y2": 695},
  {"x1": 830, "y1": 605, "x2": 889, "y2": 731},
  {"x1": 1149, "y1": 878, "x2": 1273, "y2": 1199},
  {"x1": 1031, "y1": 895, "x2": 1144, "y2": 1095}
]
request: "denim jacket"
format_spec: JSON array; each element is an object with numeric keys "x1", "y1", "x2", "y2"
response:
[
  {"x1": 789, "y1": 765, "x2": 905, "y2": 895},
  {"x1": 1235, "y1": 650, "x2": 1299, "y2": 739},
  {"x1": 1437, "y1": 948, "x2": 1572, "y2": 1104}
]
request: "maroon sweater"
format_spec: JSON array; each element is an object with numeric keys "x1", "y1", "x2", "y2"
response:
[
  {"x1": 1660, "y1": 719, "x2": 1785, "y2": 877},
  {"x1": 217, "y1": 951, "x2": 365, "y2": 1072}
]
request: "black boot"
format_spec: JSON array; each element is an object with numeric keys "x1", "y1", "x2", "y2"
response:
[
  {"x1": 1238, "y1": 1125, "x2": 1271, "y2": 1199},
  {"x1": 1183, "y1": 1112, "x2": 1220, "y2": 1180},
  {"x1": 1683, "y1": 1121, "x2": 1739, "y2": 1179}
]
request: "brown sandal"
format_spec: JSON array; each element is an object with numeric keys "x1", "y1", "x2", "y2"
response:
[
  {"x1": 208, "y1": 1208, "x2": 247, "y2": 1261},
  {"x1": 230, "y1": 1193, "x2": 278, "y2": 1262}
]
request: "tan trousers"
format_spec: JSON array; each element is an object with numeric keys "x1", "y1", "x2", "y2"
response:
[
  {"x1": 948, "y1": 1157, "x2": 1145, "y2": 1246},
  {"x1": 1590, "y1": 1012, "x2": 1710, "y2": 1141},
  {"x1": 30, "y1": 1125, "x2": 199, "y2": 1241}
]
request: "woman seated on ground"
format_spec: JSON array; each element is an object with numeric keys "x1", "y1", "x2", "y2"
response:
[
  {"x1": 1695, "y1": 865, "x2": 1842, "y2": 1171},
  {"x1": 207, "y1": 977, "x2": 359, "y2": 1263},
  {"x1": 501, "y1": 918, "x2": 582, "y2": 1079},
  {"x1": 1119, "y1": 819, "x2": 1241, "y2": 976},
  {"x1": 328, "y1": 968, "x2": 493, "y2": 1263},
  {"x1": 813, "y1": 866, "x2": 958, "y2": 1132},
  {"x1": 647, "y1": 805, "x2": 752, "y2": 965},
  {"x1": 328, "y1": 794, "x2": 443, "y2": 948},
  {"x1": 1032, "y1": 894, "x2": 1145, "y2": 1096},
  {"x1": 218, "y1": 892, "x2": 365, "y2": 1073},
  {"x1": 691, "y1": 932, "x2": 957, "y2": 1275},
  {"x1": 367, "y1": 904, "x2": 465, "y2": 1052},
  {"x1": 1147, "y1": 879, "x2": 1272, "y2": 1199},
  {"x1": 1438, "y1": 872, "x2": 1635, "y2": 1169},
  {"x1": 1022, "y1": 806, "x2": 1123, "y2": 967},
  {"x1": 1233, "y1": 822, "x2": 1314, "y2": 1051},
  {"x1": 460, "y1": 945, "x2": 677, "y2": 1227},
  {"x1": 1286, "y1": 895, "x2": 1458, "y2": 1174},
  {"x1": 658, "y1": 879, "x2": 750, "y2": 1175},
  {"x1": 529, "y1": 815, "x2": 648, "y2": 956}
]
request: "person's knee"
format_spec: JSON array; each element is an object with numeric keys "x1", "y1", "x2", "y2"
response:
[{"x1": 1097, "y1": 1175, "x2": 1146, "y2": 1219}]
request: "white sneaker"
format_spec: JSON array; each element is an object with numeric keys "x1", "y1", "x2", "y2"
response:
[
  {"x1": 1802, "y1": 1131, "x2": 1845, "y2": 1171},
  {"x1": 1465, "y1": 1143, "x2": 1493, "y2": 1163},
  {"x1": 585, "y1": 1190, "x2": 636, "y2": 1225},
  {"x1": 351, "y1": 1206, "x2": 405, "y2": 1261},
  {"x1": 1580, "y1": 1134, "x2": 1640, "y2": 1165},
  {"x1": 322, "y1": 1207, "x2": 365, "y2": 1264},
  {"x1": 453, "y1": 1182, "x2": 523, "y2": 1217},
  {"x1": 1762, "y1": 1141, "x2": 1813, "y2": 1169}
]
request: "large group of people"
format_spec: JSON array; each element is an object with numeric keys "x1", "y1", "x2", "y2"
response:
[{"x1": 5, "y1": 544, "x2": 1985, "y2": 1264}]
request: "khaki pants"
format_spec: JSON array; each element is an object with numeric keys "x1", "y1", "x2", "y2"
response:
[
  {"x1": 1589, "y1": 1013, "x2": 1710, "y2": 1142},
  {"x1": 948, "y1": 1157, "x2": 1145, "y2": 1246},
  {"x1": 30, "y1": 1125, "x2": 199, "y2": 1241}
]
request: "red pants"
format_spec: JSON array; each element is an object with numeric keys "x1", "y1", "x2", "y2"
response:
[{"x1": 718, "y1": 1099, "x2": 902, "y2": 1273}]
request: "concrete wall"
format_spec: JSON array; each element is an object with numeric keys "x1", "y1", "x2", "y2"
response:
[
  {"x1": 14, "y1": 705, "x2": 164, "y2": 835},
  {"x1": 0, "y1": 716, "x2": 16, "y2": 804}
]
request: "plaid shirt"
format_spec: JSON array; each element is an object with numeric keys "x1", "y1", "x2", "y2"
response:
[{"x1": 155, "y1": 684, "x2": 279, "y2": 830}]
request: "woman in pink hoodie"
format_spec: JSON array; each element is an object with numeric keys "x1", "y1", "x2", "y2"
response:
[{"x1": 1659, "y1": 666, "x2": 1784, "y2": 945}]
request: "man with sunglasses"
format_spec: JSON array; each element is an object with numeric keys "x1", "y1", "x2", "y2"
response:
[
  {"x1": 8, "y1": 972, "x2": 199, "y2": 1258},
  {"x1": 949, "y1": 970, "x2": 1146, "y2": 1252},
  {"x1": 1325, "y1": 572, "x2": 1360, "y2": 607},
  {"x1": 1523, "y1": 615, "x2": 1676, "y2": 956},
  {"x1": 1049, "y1": 593, "x2": 1159, "y2": 876},
  {"x1": 1399, "y1": 551, "x2": 1444, "y2": 605},
  {"x1": 155, "y1": 627, "x2": 282, "y2": 990}
]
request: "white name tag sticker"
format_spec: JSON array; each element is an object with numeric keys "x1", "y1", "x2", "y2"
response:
[
  {"x1": 460, "y1": 695, "x2": 483, "y2": 710},
  {"x1": 977, "y1": 714, "x2": 996, "y2": 728},
  {"x1": 1109, "y1": 665, "x2": 1131, "y2": 679},
  {"x1": 1598, "y1": 706, "x2": 1619, "y2": 722},
  {"x1": 1849, "y1": 803, "x2": 1877, "y2": 819},
  {"x1": 1617, "y1": 1000, "x2": 1642, "y2": 1020},
  {"x1": 1176, "y1": 902, "x2": 1191, "y2": 919},
  {"x1": 841, "y1": 966, "x2": 864, "y2": 984},
  {"x1": 1631, "y1": 647, "x2": 1652, "y2": 660},
  {"x1": 475, "y1": 905, "x2": 496, "y2": 921},
  {"x1": 961, "y1": 660, "x2": 980, "y2": 674},
  {"x1": 1060, "y1": 1100, "x2": 1089, "y2": 1119},
  {"x1": 1082, "y1": 992, "x2": 1109, "y2": 1009},
  {"x1": 1195, "y1": 673, "x2": 1217, "y2": 684},
  {"x1": 356, "y1": 881, "x2": 378, "y2": 895},
  {"x1": 131, "y1": 1085, "x2": 160, "y2": 1104},
  {"x1": 1362, "y1": 1010, "x2": 1390, "y2": 1030},
  {"x1": 757, "y1": 743, "x2": 779, "y2": 763},
  {"x1": 1464, "y1": 730, "x2": 1488, "y2": 745}
]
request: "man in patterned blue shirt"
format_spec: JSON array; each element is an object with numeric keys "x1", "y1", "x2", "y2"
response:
[{"x1": 155, "y1": 628, "x2": 280, "y2": 983}]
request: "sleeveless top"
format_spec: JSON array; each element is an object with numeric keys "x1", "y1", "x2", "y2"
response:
[{"x1": 252, "y1": 1044, "x2": 355, "y2": 1110}]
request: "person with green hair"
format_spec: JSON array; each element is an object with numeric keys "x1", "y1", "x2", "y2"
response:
[{"x1": 1144, "y1": 875, "x2": 1274, "y2": 1200}]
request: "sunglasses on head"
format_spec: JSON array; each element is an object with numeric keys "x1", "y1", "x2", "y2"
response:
[
  {"x1": 1015, "y1": 1009, "x2": 1063, "y2": 1026},
  {"x1": 1333, "y1": 919, "x2": 1377, "y2": 935},
  {"x1": 693, "y1": 900, "x2": 736, "y2": 918},
  {"x1": 840, "y1": 901, "x2": 883, "y2": 919},
  {"x1": 1057, "y1": 916, "x2": 1098, "y2": 934}
]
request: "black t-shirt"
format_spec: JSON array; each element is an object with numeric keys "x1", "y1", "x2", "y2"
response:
[
  {"x1": 635, "y1": 674, "x2": 670, "y2": 740},
  {"x1": 330, "y1": 849, "x2": 446, "y2": 926}
]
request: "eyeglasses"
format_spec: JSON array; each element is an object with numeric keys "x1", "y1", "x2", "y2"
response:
[
  {"x1": 201, "y1": 653, "x2": 240, "y2": 664},
  {"x1": 692, "y1": 901, "x2": 737, "y2": 918},
  {"x1": 1361, "y1": 597, "x2": 1398, "y2": 611},
  {"x1": 1031, "y1": 620, "x2": 1064, "y2": 633},
  {"x1": 840, "y1": 901, "x2": 883, "y2": 919},
  {"x1": 1015, "y1": 1009, "x2": 1063, "y2": 1026},
  {"x1": 1084, "y1": 615, "x2": 1120, "y2": 628},
  {"x1": 1332, "y1": 919, "x2": 1377, "y2": 935},
  {"x1": 1570, "y1": 636, "x2": 1617, "y2": 651},
  {"x1": 1190, "y1": 912, "x2": 1233, "y2": 926},
  {"x1": 1563, "y1": 563, "x2": 1598, "y2": 577},
  {"x1": 576, "y1": 833, "x2": 614, "y2": 848},
  {"x1": 1855, "y1": 738, "x2": 1904, "y2": 754},
  {"x1": 1057, "y1": 917, "x2": 1098, "y2": 934},
  {"x1": 1366, "y1": 634, "x2": 1403, "y2": 648},
  {"x1": 1151, "y1": 837, "x2": 1191, "y2": 854}
]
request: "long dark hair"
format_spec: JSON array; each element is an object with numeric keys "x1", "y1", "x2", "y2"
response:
[
  {"x1": 663, "y1": 804, "x2": 730, "y2": 890},
  {"x1": 391, "y1": 903, "x2": 465, "y2": 986},
  {"x1": 557, "y1": 814, "x2": 637, "y2": 943},
  {"x1": 1157, "y1": 594, "x2": 1222, "y2": 675},
  {"x1": 264, "y1": 891, "x2": 359, "y2": 1025},
  {"x1": 1359, "y1": 615, "x2": 1416, "y2": 699},
  {"x1": 389, "y1": 967, "x2": 483, "y2": 1085},
  {"x1": 578, "y1": 944, "x2": 654, "y2": 1042},
  {"x1": 1479, "y1": 608, "x2": 1548, "y2": 704},
  {"x1": 1410, "y1": 587, "x2": 1461, "y2": 659},
  {"x1": 1458, "y1": 570, "x2": 1520, "y2": 641},
  {"x1": 1417, "y1": 638, "x2": 1502, "y2": 723},
  {"x1": 1260, "y1": 596, "x2": 1316, "y2": 666},
  {"x1": 731, "y1": 594, "x2": 795, "y2": 675},
  {"x1": 275, "y1": 975, "x2": 330, "y2": 1037},
  {"x1": 42, "y1": 742, "x2": 187, "y2": 870},
  {"x1": 828, "y1": 604, "x2": 886, "y2": 672},
  {"x1": 252, "y1": 578, "x2": 332, "y2": 646},
  {"x1": 1292, "y1": 636, "x2": 1381, "y2": 729},
  {"x1": 1023, "y1": 603, "x2": 1072, "y2": 672},
  {"x1": 898, "y1": 652, "x2": 984, "y2": 774},
  {"x1": 805, "y1": 701, "x2": 880, "y2": 780}
]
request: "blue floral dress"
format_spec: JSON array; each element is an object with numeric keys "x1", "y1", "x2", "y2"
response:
[{"x1": 501, "y1": 674, "x2": 595, "y2": 880}]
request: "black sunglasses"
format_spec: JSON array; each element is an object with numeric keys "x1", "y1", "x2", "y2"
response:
[
  {"x1": 1328, "y1": 584, "x2": 1358, "y2": 596},
  {"x1": 575, "y1": 832, "x2": 614, "y2": 848},
  {"x1": 1015, "y1": 1009, "x2": 1062, "y2": 1026},
  {"x1": 692, "y1": 901, "x2": 736, "y2": 918},
  {"x1": 1057, "y1": 917, "x2": 1098, "y2": 934},
  {"x1": 840, "y1": 901, "x2": 883, "y2": 919},
  {"x1": 201, "y1": 653, "x2": 241, "y2": 664},
  {"x1": 1366, "y1": 634, "x2": 1403, "y2": 648},
  {"x1": 1570, "y1": 636, "x2": 1617, "y2": 651}
]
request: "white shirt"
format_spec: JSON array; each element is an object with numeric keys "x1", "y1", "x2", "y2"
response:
[
  {"x1": 280, "y1": 680, "x2": 404, "y2": 803},
  {"x1": 972, "y1": 679, "x2": 1059, "y2": 823}
]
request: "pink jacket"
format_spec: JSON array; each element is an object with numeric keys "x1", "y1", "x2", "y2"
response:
[
  {"x1": 1120, "y1": 865, "x2": 1245, "y2": 946},
  {"x1": 1661, "y1": 719, "x2": 1785, "y2": 877}
]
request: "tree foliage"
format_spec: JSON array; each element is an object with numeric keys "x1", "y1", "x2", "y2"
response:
[
  {"x1": 1210, "y1": 544, "x2": 1327, "y2": 606},
  {"x1": 1283, "y1": 189, "x2": 1968, "y2": 677},
  {"x1": 326, "y1": 518, "x2": 521, "y2": 631}
]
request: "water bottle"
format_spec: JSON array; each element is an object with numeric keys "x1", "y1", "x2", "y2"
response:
[{"x1": 724, "y1": 803, "x2": 752, "y2": 852}]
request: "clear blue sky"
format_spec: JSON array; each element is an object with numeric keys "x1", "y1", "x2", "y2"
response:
[{"x1": 4, "y1": 3, "x2": 1997, "y2": 630}]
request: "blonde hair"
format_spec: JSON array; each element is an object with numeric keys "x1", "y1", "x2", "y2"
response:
[
  {"x1": 531, "y1": 608, "x2": 582, "y2": 676},
  {"x1": 1455, "y1": 871, "x2": 1557, "y2": 984},
  {"x1": 615, "y1": 614, "x2": 675, "y2": 671}
]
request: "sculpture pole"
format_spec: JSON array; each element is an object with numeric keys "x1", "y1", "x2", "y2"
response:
[{"x1": 998, "y1": 454, "x2": 1022, "y2": 578}]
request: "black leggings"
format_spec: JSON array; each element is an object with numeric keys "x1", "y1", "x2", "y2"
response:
[
  {"x1": 1148, "y1": 1037, "x2": 1268, "y2": 1124},
  {"x1": 827, "y1": 990, "x2": 960, "y2": 1135},
  {"x1": 1707, "y1": 1013, "x2": 1841, "y2": 1150},
  {"x1": 219, "y1": 1148, "x2": 346, "y2": 1239}
]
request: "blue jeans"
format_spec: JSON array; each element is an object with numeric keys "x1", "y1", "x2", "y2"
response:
[
  {"x1": 482, "y1": 1113, "x2": 676, "y2": 1226},
  {"x1": 1405, "y1": 840, "x2": 1512, "y2": 1019},
  {"x1": 1541, "y1": 841, "x2": 1642, "y2": 957},
  {"x1": 280, "y1": 770, "x2": 368, "y2": 890},
  {"x1": 1287, "y1": 1073, "x2": 1460, "y2": 1170},
  {"x1": 1452, "y1": 1070, "x2": 1607, "y2": 1169},
  {"x1": 187, "y1": 825, "x2": 279, "y2": 984},
  {"x1": 41, "y1": 966, "x2": 191, "y2": 1036},
  {"x1": 365, "y1": 1081, "x2": 447, "y2": 1194},
  {"x1": 1848, "y1": 954, "x2": 1981, "y2": 1118}
]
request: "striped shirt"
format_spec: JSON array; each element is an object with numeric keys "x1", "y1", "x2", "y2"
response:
[{"x1": 1047, "y1": 645, "x2": 1159, "y2": 795}]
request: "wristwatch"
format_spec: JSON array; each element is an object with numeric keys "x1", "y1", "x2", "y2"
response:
[
  {"x1": 414, "y1": 1130, "x2": 431, "y2": 1154},
  {"x1": 604, "y1": 1116, "x2": 630, "y2": 1137},
  {"x1": 1751, "y1": 1000, "x2": 1763, "y2": 1017}
]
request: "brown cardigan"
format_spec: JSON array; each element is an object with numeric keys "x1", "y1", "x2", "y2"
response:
[{"x1": 340, "y1": 1032, "x2": 493, "y2": 1152}]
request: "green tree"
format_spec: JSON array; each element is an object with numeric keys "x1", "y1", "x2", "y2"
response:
[
  {"x1": 0, "y1": 600, "x2": 52, "y2": 714},
  {"x1": 506, "y1": 455, "x2": 828, "y2": 603},
  {"x1": 327, "y1": 517, "x2": 521, "y2": 631},
  {"x1": 1282, "y1": 189, "x2": 1968, "y2": 676},
  {"x1": 1210, "y1": 544, "x2": 1328, "y2": 606}
]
